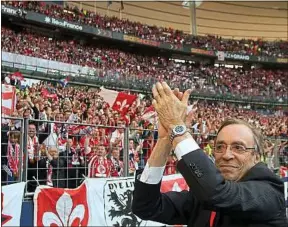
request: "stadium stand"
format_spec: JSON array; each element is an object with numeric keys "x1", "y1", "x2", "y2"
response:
[
  {"x1": 2, "y1": 1, "x2": 288, "y2": 56},
  {"x1": 2, "y1": 27, "x2": 288, "y2": 102}
]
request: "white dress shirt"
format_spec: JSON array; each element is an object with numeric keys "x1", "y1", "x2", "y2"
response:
[{"x1": 140, "y1": 138, "x2": 200, "y2": 184}]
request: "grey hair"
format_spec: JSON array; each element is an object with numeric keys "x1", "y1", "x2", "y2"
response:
[{"x1": 216, "y1": 118, "x2": 264, "y2": 155}]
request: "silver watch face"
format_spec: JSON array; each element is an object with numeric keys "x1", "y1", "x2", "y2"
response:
[{"x1": 174, "y1": 125, "x2": 186, "y2": 134}]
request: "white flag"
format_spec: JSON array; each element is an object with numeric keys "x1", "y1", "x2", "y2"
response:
[
  {"x1": 87, "y1": 176, "x2": 186, "y2": 226},
  {"x1": 2, "y1": 182, "x2": 26, "y2": 226},
  {"x1": 98, "y1": 86, "x2": 120, "y2": 107}
]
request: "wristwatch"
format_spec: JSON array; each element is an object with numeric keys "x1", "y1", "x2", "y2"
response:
[{"x1": 170, "y1": 125, "x2": 187, "y2": 143}]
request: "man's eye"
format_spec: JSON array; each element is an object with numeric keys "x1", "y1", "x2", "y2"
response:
[
  {"x1": 216, "y1": 145, "x2": 224, "y2": 150},
  {"x1": 234, "y1": 145, "x2": 244, "y2": 150}
]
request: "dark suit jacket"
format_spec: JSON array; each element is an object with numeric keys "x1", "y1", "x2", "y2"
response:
[
  {"x1": 28, "y1": 157, "x2": 67, "y2": 190},
  {"x1": 132, "y1": 149, "x2": 287, "y2": 227}
]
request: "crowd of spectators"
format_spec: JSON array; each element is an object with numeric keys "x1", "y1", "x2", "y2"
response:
[
  {"x1": 1, "y1": 76, "x2": 288, "y2": 191},
  {"x1": 2, "y1": 27, "x2": 288, "y2": 102},
  {"x1": 3, "y1": 1, "x2": 288, "y2": 57}
]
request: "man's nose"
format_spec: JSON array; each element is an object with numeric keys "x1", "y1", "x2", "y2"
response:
[{"x1": 221, "y1": 145, "x2": 235, "y2": 160}]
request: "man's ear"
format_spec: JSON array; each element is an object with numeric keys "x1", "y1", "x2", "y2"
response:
[{"x1": 254, "y1": 153, "x2": 261, "y2": 163}]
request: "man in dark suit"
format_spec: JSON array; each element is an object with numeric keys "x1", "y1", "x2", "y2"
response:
[{"x1": 132, "y1": 82, "x2": 287, "y2": 227}]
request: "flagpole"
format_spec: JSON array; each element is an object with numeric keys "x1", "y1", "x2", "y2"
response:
[
  {"x1": 107, "y1": 6, "x2": 110, "y2": 17},
  {"x1": 94, "y1": 1, "x2": 97, "y2": 14},
  {"x1": 189, "y1": 1, "x2": 197, "y2": 35},
  {"x1": 119, "y1": 0, "x2": 124, "y2": 20}
]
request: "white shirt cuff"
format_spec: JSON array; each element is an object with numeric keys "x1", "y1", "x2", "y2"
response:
[
  {"x1": 174, "y1": 138, "x2": 200, "y2": 160},
  {"x1": 139, "y1": 162, "x2": 165, "y2": 184}
]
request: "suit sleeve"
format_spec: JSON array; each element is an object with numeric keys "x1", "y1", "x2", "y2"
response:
[
  {"x1": 132, "y1": 170, "x2": 196, "y2": 225},
  {"x1": 177, "y1": 149, "x2": 285, "y2": 220}
]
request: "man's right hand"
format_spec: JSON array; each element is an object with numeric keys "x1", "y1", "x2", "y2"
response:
[
  {"x1": 148, "y1": 87, "x2": 195, "y2": 167},
  {"x1": 157, "y1": 88, "x2": 195, "y2": 139}
]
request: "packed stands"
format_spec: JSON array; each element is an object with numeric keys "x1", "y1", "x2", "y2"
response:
[
  {"x1": 1, "y1": 1, "x2": 287, "y2": 197},
  {"x1": 2, "y1": 27, "x2": 288, "y2": 102},
  {"x1": 3, "y1": 1, "x2": 288, "y2": 57},
  {"x1": 2, "y1": 74, "x2": 288, "y2": 191}
]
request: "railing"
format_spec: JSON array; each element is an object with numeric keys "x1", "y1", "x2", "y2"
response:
[
  {"x1": 1, "y1": 117, "x2": 25, "y2": 184},
  {"x1": 1, "y1": 117, "x2": 288, "y2": 197}
]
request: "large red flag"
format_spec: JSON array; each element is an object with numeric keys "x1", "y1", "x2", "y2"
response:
[
  {"x1": 34, "y1": 183, "x2": 89, "y2": 226},
  {"x1": 98, "y1": 87, "x2": 137, "y2": 116}
]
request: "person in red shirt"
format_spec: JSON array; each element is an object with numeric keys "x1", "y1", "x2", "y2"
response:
[
  {"x1": 110, "y1": 147, "x2": 124, "y2": 177},
  {"x1": 84, "y1": 144, "x2": 97, "y2": 164},
  {"x1": 79, "y1": 128, "x2": 101, "y2": 149},
  {"x1": 88, "y1": 145, "x2": 113, "y2": 178}
]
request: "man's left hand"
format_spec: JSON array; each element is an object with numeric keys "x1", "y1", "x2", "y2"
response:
[{"x1": 152, "y1": 82, "x2": 191, "y2": 131}]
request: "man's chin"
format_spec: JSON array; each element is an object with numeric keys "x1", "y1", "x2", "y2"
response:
[{"x1": 221, "y1": 172, "x2": 238, "y2": 181}]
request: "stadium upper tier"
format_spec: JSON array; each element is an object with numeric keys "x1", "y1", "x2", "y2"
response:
[
  {"x1": 1, "y1": 27, "x2": 288, "y2": 102},
  {"x1": 2, "y1": 1, "x2": 288, "y2": 58}
]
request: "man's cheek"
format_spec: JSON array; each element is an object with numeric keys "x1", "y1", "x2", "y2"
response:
[{"x1": 213, "y1": 156, "x2": 222, "y2": 168}]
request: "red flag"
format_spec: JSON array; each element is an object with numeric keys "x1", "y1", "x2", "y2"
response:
[
  {"x1": 10, "y1": 72, "x2": 24, "y2": 81},
  {"x1": 41, "y1": 88, "x2": 58, "y2": 100},
  {"x1": 98, "y1": 87, "x2": 137, "y2": 115},
  {"x1": 1, "y1": 85, "x2": 16, "y2": 115},
  {"x1": 112, "y1": 92, "x2": 137, "y2": 115},
  {"x1": 34, "y1": 183, "x2": 89, "y2": 226}
]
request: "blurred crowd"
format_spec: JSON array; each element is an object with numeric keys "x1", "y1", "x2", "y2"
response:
[
  {"x1": 3, "y1": 1, "x2": 288, "y2": 57},
  {"x1": 2, "y1": 27, "x2": 288, "y2": 101},
  {"x1": 1, "y1": 77, "x2": 288, "y2": 191}
]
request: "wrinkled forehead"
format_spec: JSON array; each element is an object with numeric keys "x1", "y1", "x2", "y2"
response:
[{"x1": 216, "y1": 124, "x2": 255, "y2": 146}]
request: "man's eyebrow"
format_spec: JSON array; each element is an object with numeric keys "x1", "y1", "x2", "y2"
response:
[
  {"x1": 215, "y1": 140, "x2": 247, "y2": 146},
  {"x1": 215, "y1": 140, "x2": 226, "y2": 144},
  {"x1": 231, "y1": 141, "x2": 247, "y2": 146}
]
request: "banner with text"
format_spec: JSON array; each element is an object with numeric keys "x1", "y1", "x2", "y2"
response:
[
  {"x1": 34, "y1": 174, "x2": 188, "y2": 226},
  {"x1": 123, "y1": 35, "x2": 160, "y2": 47},
  {"x1": 2, "y1": 52, "x2": 98, "y2": 75},
  {"x1": 223, "y1": 52, "x2": 250, "y2": 61},
  {"x1": 277, "y1": 58, "x2": 288, "y2": 64},
  {"x1": 191, "y1": 48, "x2": 215, "y2": 56}
]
